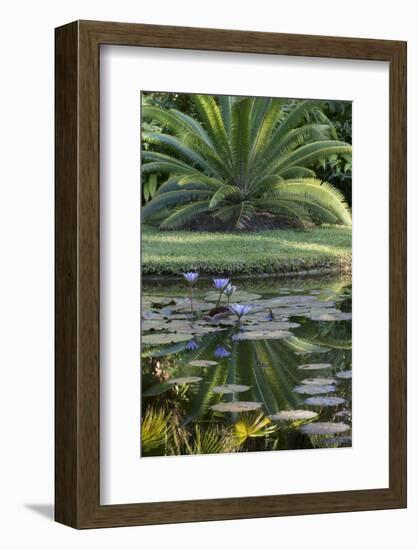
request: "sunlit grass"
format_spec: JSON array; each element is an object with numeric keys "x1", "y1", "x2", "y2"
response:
[{"x1": 142, "y1": 224, "x2": 352, "y2": 275}]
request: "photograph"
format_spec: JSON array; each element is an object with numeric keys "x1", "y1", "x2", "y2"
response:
[
  {"x1": 140, "y1": 92, "x2": 353, "y2": 457},
  {"x1": 0, "y1": 0, "x2": 410, "y2": 541}
]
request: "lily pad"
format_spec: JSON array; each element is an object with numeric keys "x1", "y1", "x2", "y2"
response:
[
  {"x1": 336, "y1": 370, "x2": 352, "y2": 379},
  {"x1": 335, "y1": 409, "x2": 352, "y2": 418},
  {"x1": 142, "y1": 310, "x2": 164, "y2": 320},
  {"x1": 300, "y1": 422, "x2": 350, "y2": 435},
  {"x1": 142, "y1": 320, "x2": 165, "y2": 331},
  {"x1": 256, "y1": 295, "x2": 317, "y2": 307},
  {"x1": 170, "y1": 299, "x2": 215, "y2": 313},
  {"x1": 304, "y1": 396, "x2": 345, "y2": 407},
  {"x1": 269, "y1": 410, "x2": 318, "y2": 422},
  {"x1": 301, "y1": 377, "x2": 337, "y2": 386},
  {"x1": 142, "y1": 332, "x2": 191, "y2": 345},
  {"x1": 212, "y1": 384, "x2": 251, "y2": 394},
  {"x1": 203, "y1": 291, "x2": 261, "y2": 303},
  {"x1": 142, "y1": 295, "x2": 175, "y2": 308},
  {"x1": 233, "y1": 330, "x2": 292, "y2": 341},
  {"x1": 188, "y1": 360, "x2": 218, "y2": 367},
  {"x1": 210, "y1": 401, "x2": 262, "y2": 413},
  {"x1": 309, "y1": 312, "x2": 352, "y2": 322},
  {"x1": 298, "y1": 363, "x2": 333, "y2": 370},
  {"x1": 309, "y1": 303, "x2": 338, "y2": 311},
  {"x1": 293, "y1": 384, "x2": 336, "y2": 395},
  {"x1": 167, "y1": 322, "x2": 221, "y2": 335},
  {"x1": 167, "y1": 376, "x2": 202, "y2": 385}
]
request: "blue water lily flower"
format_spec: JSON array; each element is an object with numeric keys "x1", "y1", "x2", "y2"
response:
[
  {"x1": 229, "y1": 303, "x2": 252, "y2": 319},
  {"x1": 183, "y1": 271, "x2": 199, "y2": 317},
  {"x1": 183, "y1": 271, "x2": 199, "y2": 284},
  {"x1": 214, "y1": 344, "x2": 231, "y2": 358},
  {"x1": 232, "y1": 328, "x2": 244, "y2": 342},
  {"x1": 185, "y1": 338, "x2": 199, "y2": 351},
  {"x1": 213, "y1": 278, "x2": 230, "y2": 291},
  {"x1": 213, "y1": 277, "x2": 231, "y2": 309},
  {"x1": 224, "y1": 284, "x2": 237, "y2": 297}
]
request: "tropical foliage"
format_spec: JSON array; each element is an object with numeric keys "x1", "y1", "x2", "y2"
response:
[
  {"x1": 233, "y1": 412, "x2": 277, "y2": 447},
  {"x1": 141, "y1": 94, "x2": 352, "y2": 230},
  {"x1": 141, "y1": 406, "x2": 171, "y2": 455}
]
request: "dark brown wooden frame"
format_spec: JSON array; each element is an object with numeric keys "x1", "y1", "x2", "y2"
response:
[{"x1": 55, "y1": 20, "x2": 407, "y2": 529}]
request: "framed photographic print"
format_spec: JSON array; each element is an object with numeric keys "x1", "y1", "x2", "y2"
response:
[{"x1": 55, "y1": 20, "x2": 407, "y2": 528}]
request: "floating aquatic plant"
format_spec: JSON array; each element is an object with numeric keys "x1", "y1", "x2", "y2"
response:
[
  {"x1": 185, "y1": 338, "x2": 199, "y2": 351},
  {"x1": 214, "y1": 344, "x2": 231, "y2": 358},
  {"x1": 212, "y1": 384, "x2": 251, "y2": 394},
  {"x1": 269, "y1": 410, "x2": 318, "y2": 422},
  {"x1": 210, "y1": 401, "x2": 263, "y2": 413},
  {"x1": 223, "y1": 283, "x2": 237, "y2": 304},
  {"x1": 189, "y1": 359, "x2": 218, "y2": 367},
  {"x1": 229, "y1": 303, "x2": 252, "y2": 321},
  {"x1": 298, "y1": 363, "x2": 333, "y2": 370},
  {"x1": 141, "y1": 278, "x2": 352, "y2": 456},
  {"x1": 300, "y1": 422, "x2": 350, "y2": 435},
  {"x1": 304, "y1": 396, "x2": 345, "y2": 407},
  {"x1": 183, "y1": 271, "x2": 199, "y2": 316},
  {"x1": 293, "y1": 384, "x2": 337, "y2": 395},
  {"x1": 301, "y1": 377, "x2": 338, "y2": 386},
  {"x1": 167, "y1": 376, "x2": 202, "y2": 385},
  {"x1": 213, "y1": 278, "x2": 230, "y2": 308},
  {"x1": 183, "y1": 271, "x2": 199, "y2": 284},
  {"x1": 336, "y1": 370, "x2": 352, "y2": 379}
]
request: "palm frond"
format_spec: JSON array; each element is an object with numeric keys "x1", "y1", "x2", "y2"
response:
[
  {"x1": 274, "y1": 140, "x2": 352, "y2": 173},
  {"x1": 230, "y1": 98, "x2": 253, "y2": 188},
  {"x1": 142, "y1": 189, "x2": 212, "y2": 221},
  {"x1": 141, "y1": 95, "x2": 351, "y2": 229},
  {"x1": 192, "y1": 95, "x2": 232, "y2": 169},
  {"x1": 141, "y1": 407, "x2": 170, "y2": 454},
  {"x1": 169, "y1": 107, "x2": 213, "y2": 145},
  {"x1": 235, "y1": 200, "x2": 257, "y2": 229},
  {"x1": 142, "y1": 132, "x2": 211, "y2": 172},
  {"x1": 263, "y1": 178, "x2": 352, "y2": 225},
  {"x1": 142, "y1": 150, "x2": 202, "y2": 176},
  {"x1": 218, "y1": 95, "x2": 236, "y2": 136},
  {"x1": 209, "y1": 184, "x2": 243, "y2": 208},
  {"x1": 272, "y1": 99, "x2": 325, "y2": 143},
  {"x1": 233, "y1": 412, "x2": 277, "y2": 446},
  {"x1": 177, "y1": 175, "x2": 225, "y2": 190},
  {"x1": 249, "y1": 98, "x2": 284, "y2": 171},
  {"x1": 159, "y1": 200, "x2": 212, "y2": 229},
  {"x1": 278, "y1": 166, "x2": 316, "y2": 179},
  {"x1": 181, "y1": 132, "x2": 236, "y2": 180}
]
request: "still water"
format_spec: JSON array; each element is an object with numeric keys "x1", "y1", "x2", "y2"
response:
[{"x1": 141, "y1": 274, "x2": 352, "y2": 457}]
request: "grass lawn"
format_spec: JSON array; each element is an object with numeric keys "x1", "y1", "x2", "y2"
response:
[{"x1": 142, "y1": 224, "x2": 352, "y2": 276}]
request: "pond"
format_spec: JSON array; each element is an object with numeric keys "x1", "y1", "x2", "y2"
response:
[{"x1": 141, "y1": 273, "x2": 352, "y2": 457}]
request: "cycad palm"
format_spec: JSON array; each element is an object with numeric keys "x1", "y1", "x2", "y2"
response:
[{"x1": 142, "y1": 95, "x2": 352, "y2": 229}]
